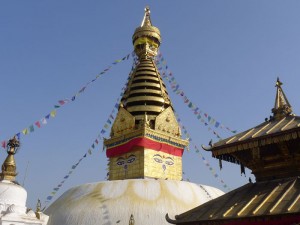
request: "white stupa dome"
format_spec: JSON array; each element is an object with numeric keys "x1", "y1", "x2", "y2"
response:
[
  {"x1": 45, "y1": 179, "x2": 224, "y2": 225},
  {"x1": 0, "y1": 180, "x2": 27, "y2": 208}
]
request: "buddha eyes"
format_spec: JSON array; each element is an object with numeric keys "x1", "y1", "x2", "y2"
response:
[
  {"x1": 117, "y1": 160, "x2": 125, "y2": 166},
  {"x1": 154, "y1": 158, "x2": 163, "y2": 163},
  {"x1": 165, "y1": 161, "x2": 174, "y2": 166},
  {"x1": 116, "y1": 155, "x2": 136, "y2": 166},
  {"x1": 127, "y1": 157, "x2": 136, "y2": 163},
  {"x1": 153, "y1": 154, "x2": 174, "y2": 166}
]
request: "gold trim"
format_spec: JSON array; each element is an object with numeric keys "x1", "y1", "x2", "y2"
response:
[
  {"x1": 287, "y1": 193, "x2": 300, "y2": 212},
  {"x1": 238, "y1": 128, "x2": 255, "y2": 141},
  {"x1": 281, "y1": 117, "x2": 295, "y2": 131},
  {"x1": 266, "y1": 117, "x2": 286, "y2": 134},
  {"x1": 269, "y1": 179, "x2": 296, "y2": 213},
  {"x1": 237, "y1": 195, "x2": 257, "y2": 216},
  {"x1": 252, "y1": 185, "x2": 280, "y2": 215},
  {"x1": 251, "y1": 123, "x2": 270, "y2": 138}
]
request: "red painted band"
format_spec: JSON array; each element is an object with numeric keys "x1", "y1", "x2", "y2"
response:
[{"x1": 106, "y1": 137, "x2": 184, "y2": 158}]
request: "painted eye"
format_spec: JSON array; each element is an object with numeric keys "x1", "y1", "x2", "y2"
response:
[
  {"x1": 165, "y1": 161, "x2": 174, "y2": 166},
  {"x1": 117, "y1": 160, "x2": 125, "y2": 166},
  {"x1": 154, "y1": 158, "x2": 163, "y2": 163},
  {"x1": 127, "y1": 157, "x2": 136, "y2": 164}
]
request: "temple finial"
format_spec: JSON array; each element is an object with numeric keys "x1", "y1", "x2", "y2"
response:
[
  {"x1": 132, "y1": 7, "x2": 161, "y2": 58},
  {"x1": 0, "y1": 136, "x2": 20, "y2": 182},
  {"x1": 141, "y1": 6, "x2": 152, "y2": 27},
  {"x1": 275, "y1": 77, "x2": 283, "y2": 87},
  {"x1": 272, "y1": 77, "x2": 293, "y2": 120}
]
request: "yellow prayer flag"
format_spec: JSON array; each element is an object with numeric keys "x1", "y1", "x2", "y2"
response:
[
  {"x1": 50, "y1": 110, "x2": 57, "y2": 117},
  {"x1": 22, "y1": 128, "x2": 28, "y2": 135}
]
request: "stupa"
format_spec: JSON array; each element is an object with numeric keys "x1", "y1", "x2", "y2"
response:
[
  {"x1": 45, "y1": 7, "x2": 224, "y2": 225},
  {"x1": 0, "y1": 137, "x2": 49, "y2": 225}
]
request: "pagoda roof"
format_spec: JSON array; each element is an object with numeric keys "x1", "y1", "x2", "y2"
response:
[
  {"x1": 210, "y1": 115, "x2": 300, "y2": 155},
  {"x1": 207, "y1": 78, "x2": 299, "y2": 156},
  {"x1": 166, "y1": 176, "x2": 300, "y2": 224}
]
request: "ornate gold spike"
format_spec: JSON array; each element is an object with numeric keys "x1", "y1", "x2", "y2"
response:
[
  {"x1": 141, "y1": 6, "x2": 152, "y2": 27},
  {"x1": 35, "y1": 198, "x2": 42, "y2": 219},
  {"x1": 275, "y1": 77, "x2": 283, "y2": 87},
  {"x1": 132, "y1": 6, "x2": 161, "y2": 58},
  {"x1": 272, "y1": 78, "x2": 293, "y2": 120},
  {"x1": 0, "y1": 136, "x2": 20, "y2": 182}
]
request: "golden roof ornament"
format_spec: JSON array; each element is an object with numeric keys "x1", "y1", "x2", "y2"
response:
[
  {"x1": 271, "y1": 77, "x2": 293, "y2": 120},
  {"x1": 0, "y1": 136, "x2": 20, "y2": 182},
  {"x1": 132, "y1": 6, "x2": 161, "y2": 58}
]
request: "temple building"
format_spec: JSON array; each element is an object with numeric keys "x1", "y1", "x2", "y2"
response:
[
  {"x1": 0, "y1": 137, "x2": 49, "y2": 225},
  {"x1": 166, "y1": 78, "x2": 300, "y2": 225},
  {"x1": 44, "y1": 7, "x2": 224, "y2": 225}
]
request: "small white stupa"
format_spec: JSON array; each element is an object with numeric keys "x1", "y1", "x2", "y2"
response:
[{"x1": 0, "y1": 136, "x2": 49, "y2": 225}]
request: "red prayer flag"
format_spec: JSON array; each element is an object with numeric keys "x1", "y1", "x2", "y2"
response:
[
  {"x1": 35, "y1": 121, "x2": 41, "y2": 128},
  {"x1": 1, "y1": 141, "x2": 6, "y2": 148}
]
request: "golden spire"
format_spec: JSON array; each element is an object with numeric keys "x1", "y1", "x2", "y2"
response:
[
  {"x1": 0, "y1": 136, "x2": 20, "y2": 182},
  {"x1": 272, "y1": 77, "x2": 293, "y2": 120},
  {"x1": 132, "y1": 6, "x2": 161, "y2": 58},
  {"x1": 118, "y1": 6, "x2": 171, "y2": 125}
]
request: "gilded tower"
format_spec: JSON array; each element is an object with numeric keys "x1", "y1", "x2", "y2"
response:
[{"x1": 104, "y1": 7, "x2": 188, "y2": 180}]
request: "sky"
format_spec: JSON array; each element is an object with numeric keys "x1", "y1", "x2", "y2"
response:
[{"x1": 1, "y1": 0, "x2": 300, "y2": 209}]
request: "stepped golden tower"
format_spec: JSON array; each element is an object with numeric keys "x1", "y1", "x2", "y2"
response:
[{"x1": 104, "y1": 7, "x2": 188, "y2": 180}]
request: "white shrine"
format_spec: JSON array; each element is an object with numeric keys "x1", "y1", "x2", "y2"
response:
[{"x1": 0, "y1": 137, "x2": 48, "y2": 225}]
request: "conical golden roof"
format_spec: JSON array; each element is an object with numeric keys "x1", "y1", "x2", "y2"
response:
[
  {"x1": 120, "y1": 6, "x2": 172, "y2": 123},
  {"x1": 272, "y1": 77, "x2": 293, "y2": 120},
  {"x1": 121, "y1": 58, "x2": 171, "y2": 121}
]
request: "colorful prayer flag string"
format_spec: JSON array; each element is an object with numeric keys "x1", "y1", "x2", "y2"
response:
[
  {"x1": 155, "y1": 52, "x2": 237, "y2": 136},
  {"x1": 43, "y1": 60, "x2": 135, "y2": 207},
  {"x1": 175, "y1": 112, "x2": 231, "y2": 191},
  {"x1": 1, "y1": 53, "x2": 132, "y2": 150}
]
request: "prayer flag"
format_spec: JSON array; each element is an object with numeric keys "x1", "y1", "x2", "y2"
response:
[
  {"x1": 88, "y1": 149, "x2": 92, "y2": 155},
  {"x1": 41, "y1": 118, "x2": 47, "y2": 125},
  {"x1": 29, "y1": 125, "x2": 34, "y2": 132},
  {"x1": 45, "y1": 114, "x2": 50, "y2": 120},
  {"x1": 22, "y1": 129, "x2": 28, "y2": 135},
  {"x1": 50, "y1": 110, "x2": 56, "y2": 117},
  {"x1": 1, "y1": 141, "x2": 6, "y2": 148},
  {"x1": 35, "y1": 121, "x2": 41, "y2": 128},
  {"x1": 59, "y1": 100, "x2": 66, "y2": 105}
]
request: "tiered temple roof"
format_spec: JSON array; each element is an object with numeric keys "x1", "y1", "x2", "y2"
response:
[{"x1": 166, "y1": 79, "x2": 300, "y2": 225}]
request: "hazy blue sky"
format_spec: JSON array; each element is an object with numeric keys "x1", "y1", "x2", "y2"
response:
[{"x1": 1, "y1": 1, "x2": 300, "y2": 209}]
